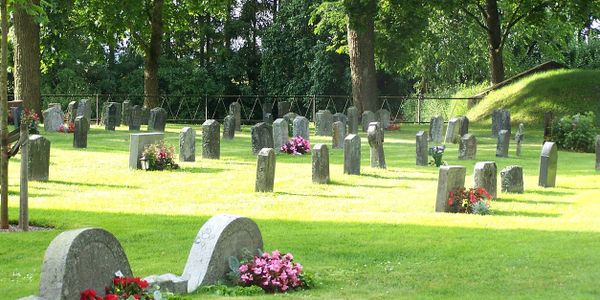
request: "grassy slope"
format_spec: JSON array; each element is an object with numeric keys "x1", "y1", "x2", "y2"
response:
[
  {"x1": 1, "y1": 123, "x2": 600, "y2": 299},
  {"x1": 467, "y1": 69, "x2": 600, "y2": 125}
]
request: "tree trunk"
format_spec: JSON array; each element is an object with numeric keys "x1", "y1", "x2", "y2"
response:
[
  {"x1": 486, "y1": 0, "x2": 505, "y2": 85},
  {"x1": 0, "y1": 0, "x2": 8, "y2": 230},
  {"x1": 13, "y1": 0, "x2": 41, "y2": 116},
  {"x1": 143, "y1": 0, "x2": 164, "y2": 109},
  {"x1": 18, "y1": 124, "x2": 28, "y2": 231}
]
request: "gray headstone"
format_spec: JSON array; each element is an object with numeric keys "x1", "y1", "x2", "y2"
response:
[
  {"x1": 67, "y1": 101, "x2": 78, "y2": 124},
  {"x1": 312, "y1": 144, "x2": 330, "y2": 184},
  {"x1": 435, "y1": 165, "x2": 466, "y2": 213},
  {"x1": 99, "y1": 102, "x2": 111, "y2": 125},
  {"x1": 255, "y1": 148, "x2": 276, "y2": 192},
  {"x1": 315, "y1": 110, "x2": 333, "y2": 136},
  {"x1": 273, "y1": 118, "x2": 288, "y2": 151},
  {"x1": 277, "y1": 101, "x2": 291, "y2": 117},
  {"x1": 282, "y1": 112, "x2": 297, "y2": 137},
  {"x1": 444, "y1": 117, "x2": 460, "y2": 144},
  {"x1": 263, "y1": 103, "x2": 273, "y2": 115},
  {"x1": 376, "y1": 109, "x2": 390, "y2": 129},
  {"x1": 293, "y1": 116, "x2": 309, "y2": 140},
  {"x1": 122, "y1": 101, "x2": 132, "y2": 126},
  {"x1": 596, "y1": 135, "x2": 600, "y2": 171},
  {"x1": 458, "y1": 134, "x2": 477, "y2": 160},
  {"x1": 501, "y1": 165, "x2": 524, "y2": 193},
  {"x1": 361, "y1": 111, "x2": 376, "y2": 132},
  {"x1": 42, "y1": 107, "x2": 64, "y2": 132},
  {"x1": 416, "y1": 131, "x2": 428, "y2": 166},
  {"x1": 180, "y1": 127, "x2": 196, "y2": 162},
  {"x1": 429, "y1": 115, "x2": 444, "y2": 143},
  {"x1": 11, "y1": 106, "x2": 23, "y2": 128},
  {"x1": 229, "y1": 102, "x2": 242, "y2": 131},
  {"x1": 367, "y1": 122, "x2": 386, "y2": 169},
  {"x1": 515, "y1": 123, "x2": 524, "y2": 156},
  {"x1": 539, "y1": 142, "x2": 558, "y2": 188},
  {"x1": 129, "y1": 133, "x2": 164, "y2": 169},
  {"x1": 144, "y1": 274, "x2": 187, "y2": 295},
  {"x1": 104, "y1": 103, "x2": 118, "y2": 131},
  {"x1": 347, "y1": 106, "x2": 359, "y2": 134},
  {"x1": 344, "y1": 134, "x2": 361, "y2": 175},
  {"x1": 496, "y1": 129, "x2": 510, "y2": 157},
  {"x1": 202, "y1": 120, "x2": 220, "y2": 159},
  {"x1": 148, "y1": 107, "x2": 168, "y2": 132},
  {"x1": 474, "y1": 161, "x2": 497, "y2": 199},
  {"x1": 76, "y1": 99, "x2": 92, "y2": 125},
  {"x1": 251, "y1": 122, "x2": 274, "y2": 155},
  {"x1": 182, "y1": 215, "x2": 263, "y2": 293},
  {"x1": 263, "y1": 112, "x2": 273, "y2": 125},
  {"x1": 47, "y1": 102, "x2": 61, "y2": 110},
  {"x1": 223, "y1": 115, "x2": 236, "y2": 140},
  {"x1": 141, "y1": 106, "x2": 150, "y2": 125},
  {"x1": 333, "y1": 113, "x2": 347, "y2": 126},
  {"x1": 129, "y1": 105, "x2": 142, "y2": 131},
  {"x1": 492, "y1": 109, "x2": 511, "y2": 137},
  {"x1": 332, "y1": 121, "x2": 345, "y2": 149},
  {"x1": 37, "y1": 228, "x2": 132, "y2": 300},
  {"x1": 458, "y1": 116, "x2": 469, "y2": 137},
  {"x1": 114, "y1": 103, "x2": 122, "y2": 127},
  {"x1": 28, "y1": 135, "x2": 50, "y2": 181},
  {"x1": 73, "y1": 116, "x2": 89, "y2": 149}
]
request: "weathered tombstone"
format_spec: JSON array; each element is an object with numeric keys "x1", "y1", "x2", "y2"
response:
[
  {"x1": 129, "y1": 133, "x2": 164, "y2": 169},
  {"x1": 343, "y1": 134, "x2": 361, "y2": 175},
  {"x1": 429, "y1": 115, "x2": 444, "y2": 143},
  {"x1": 515, "y1": 123, "x2": 524, "y2": 156},
  {"x1": 182, "y1": 215, "x2": 263, "y2": 293},
  {"x1": 129, "y1": 105, "x2": 142, "y2": 131},
  {"x1": 492, "y1": 109, "x2": 511, "y2": 137},
  {"x1": 282, "y1": 112, "x2": 297, "y2": 136},
  {"x1": 491, "y1": 109, "x2": 501, "y2": 137},
  {"x1": 263, "y1": 102, "x2": 273, "y2": 116},
  {"x1": 76, "y1": 99, "x2": 92, "y2": 125},
  {"x1": 333, "y1": 112, "x2": 347, "y2": 126},
  {"x1": 202, "y1": 120, "x2": 220, "y2": 159},
  {"x1": 416, "y1": 131, "x2": 428, "y2": 166},
  {"x1": 312, "y1": 144, "x2": 330, "y2": 184},
  {"x1": 148, "y1": 107, "x2": 168, "y2": 132},
  {"x1": 33, "y1": 228, "x2": 132, "y2": 300},
  {"x1": 229, "y1": 102, "x2": 242, "y2": 131},
  {"x1": 277, "y1": 101, "x2": 291, "y2": 117},
  {"x1": 223, "y1": 115, "x2": 236, "y2": 140},
  {"x1": 263, "y1": 112, "x2": 273, "y2": 125},
  {"x1": 42, "y1": 107, "x2": 64, "y2": 132},
  {"x1": 141, "y1": 106, "x2": 150, "y2": 125},
  {"x1": 500, "y1": 165, "x2": 524, "y2": 193},
  {"x1": 293, "y1": 116, "x2": 309, "y2": 140},
  {"x1": 347, "y1": 106, "x2": 359, "y2": 134},
  {"x1": 28, "y1": 135, "x2": 50, "y2": 181},
  {"x1": 458, "y1": 116, "x2": 469, "y2": 137},
  {"x1": 596, "y1": 135, "x2": 600, "y2": 171},
  {"x1": 251, "y1": 122, "x2": 274, "y2": 155},
  {"x1": 48, "y1": 102, "x2": 61, "y2": 110},
  {"x1": 367, "y1": 122, "x2": 386, "y2": 169},
  {"x1": 474, "y1": 161, "x2": 497, "y2": 199},
  {"x1": 73, "y1": 116, "x2": 89, "y2": 148},
  {"x1": 544, "y1": 111, "x2": 553, "y2": 141},
  {"x1": 458, "y1": 134, "x2": 477, "y2": 160},
  {"x1": 99, "y1": 102, "x2": 111, "y2": 125},
  {"x1": 104, "y1": 102, "x2": 118, "y2": 131},
  {"x1": 114, "y1": 103, "x2": 122, "y2": 127},
  {"x1": 180, "y1": 127, "x2": 196, "y2": 162},
  {"x1": 67, "y1": 101, "x2": 78, "y2": 123},
  {"x1": 444, "y1": 117, "x2": 460, "y2": 144},
  {"x1": 273, "y1": 118, "x2": 288, "y2": 151},
  {"x1": 361, "y1": 111, "x2": 376, "y2": 132},
  {"x1": 496, "y1": 129, "x2": 510, "y2": 157},
  {"x1": 332, "y1": 121, "x2": 345, "y2": 149},
  {"x1": 255, "y1": 148, "x2": 276, "y2": 192},
  {"x1": 122, "y1": 100, "x2": 132, "y2": 126},
  {"x1": 376, "y1": 109, "x2": 390, "y2": 129},
  {"x1": 538, "y1": 142, "x2": 558, "y2": 188},
  {"x1": 10, "y1": 106, "x2": 23, "y2": 128},
  {"x1": 315, "y1": 110, "x2": 333, "y2": 136},
  {"x1": 435, "y1": 165, "x2": 466, "y2": 213}
]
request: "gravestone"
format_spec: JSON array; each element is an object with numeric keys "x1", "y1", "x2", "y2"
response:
[
  {"x1": 99, "y1": 102, "x2": 111, "y2": 125},
  {"x1": 501, "y1": 165, "x2": 524, "y2": 193},
  {"x1": 42, "y1": 107, "x2": 64, "y2": 132},
  {"x1": 11, "y1": 106, "x2": 23, "y2": 128},
  {"x1": 129, "y1": 133, "x2": 164, "y2": 169},
  {"x1": 376, "y1": 109, "x2": 391, "y2": 129},
  {"x1": 182, "y1": 215, "x2": 263, "y2": 293},
  {"x1": 315, "y1": 110, "x2": 333, "y2": 136},
  {"x1": 273, "y1": 118, "x2": 288, "y2": 150},
  {"x1": 263, "y1": 112, "x2": 273, "y2": 125},
  {"x1": 202, "y1": 120, "x2": 220, "y2": 159},
  {"x1": 48, "y1": 102, "x2": 61, "y2": 110},
  {"x1": 492, "y1": 109, "x2": 511, "y2": 137},
  {"x1": 333, "y1": 113, "x2": 347, "y2": 126},
  {"x1": 229, "y1": 102, "x2": 242, "y2": 132},
  {"x1": 223, "y1": 115, "x2": 236, "y2": 140},
  {"x1": 34, "y1": 228, "x2": 132, "y2": 300},
  {"x1": 544, "y1": 111, "x2": 553, "y2": 141},
  {"x1": 429, "y1": 115, "x2": 444, "y2": 143},
  {"x1": 28, "y1": 135, "x2": 50, "y2": 181},
  {"x1": 129, "y1": 105, "x2": 142, "y2": 131},
  {"x1": 73, "y1": 116, "x2": 89, "y2": 148},
  {"x1": 538, "y1": 142, "x2": 558, "y2": 188},
  {"x1": 141, "y1": 106, "x2": 150, "y2": 125},
  {"x1": 122, "y1": 101, "x2": 132, "y2": 126},
  {"x1": 515, "y1": 123, "x2": 524, "y2": 156},
  {"x1": 114, "y1": 103, "x2": 122, "y2": 126},
  {"x1": 332, "y1": 121, "x2": 345, "y2": 149},
  {"x1": 312, "y1": 144, "x2": 330, "y2": 184},
  {"x1": 104, "y1": 103, "x2": 118, "y2": 131},
  {"x1": 344, "y1": 134, "x2": 361, "y2": 175},
  {"x1": 367, "y1": 122, "x2": 386, "y2": 169},
  {"x1": 76, "y1": 99, "x2": 92, "y2": 125},
  {"x1": 277, "y1": 101, "x2": 291, "y2": 117},
  {"x1": 179, "y1": 127, "x2": 196, "y2": 162},
  {"x1": 596, "y1": 135, "x2": 600, "y2": 171},
  {"x1": 255, "y1": 148, "x2": 276, "y2": 192},
  {"x1": 263, "y1": 103, "x2": 273, "y2": 116},
  {"x1": 416, "y1": 131, "x2": 428, "y2": 166},
  {"x1": 458, "y1": 134, "x2": 476, "y2": 160},
  {"x1": 444, "y1": 117, "x2": 460, "y2": 144},
  {"x1": 458, "y1": 116, "x2": 469, "y2": 137},
  {"x1": 496, "y1": 129, "x2": 510, "y2": 157},
  {"x1": 67, "y1": 101, "x2": 78, "y2": 123},
  {"x1": 282, "y1": 112, "x2": 297, "y2": 127},
  {"x1": 435, "y1": 165, "x2": 466, "y2": 213},
  {"x1": 251, "y1": 122, "x2": 274, "y2": 155},
  {"x1": 347, "y1": 106, "x2": 359, "y2": 134},
  {"x1": 148, "y1": 107, "x2": 168, "y2": 132},
  {"x1": 293, "y1": 116, "x2": 309, "y2": 140},
  {"x1": 474, "y1": 161, "x2": 497, "y2": 199},
  {"x1": 361, "y1": 111, "x2": 376, "y2": 132}
]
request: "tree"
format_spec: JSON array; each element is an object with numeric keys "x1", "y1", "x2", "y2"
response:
[{"x1": 0, "y1": 0, "x2": 8, "y2": 229}]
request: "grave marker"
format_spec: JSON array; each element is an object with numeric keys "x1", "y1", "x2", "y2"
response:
[
  {"x1": 344, "y1": 134, "x2": 361, "y2": 175},
  {"x1": 251, "y1": 122, "x2": 274, "y2": 155},
  {"x1": 223, "y1": 115, "x2": 236, "y2": 140},
  {"x1": 361, "y1": 111, "x2": 376, "y2": 132},
  {"x1": 429, "y1": 115, "x2": 444, "y2": 143},
  {"x1": 315, "y1": 110, "x2": 333, "y2": 136},
  {"x1": 496, "y1": 129, "x2": 510, "y2": 157},
  {"x1": 347, "y1": 106, "x2": 359, "y2": 134},
  {"x1": 458, "y1": 134, "x2": 476, "y2": 160},
  {"x1": 28, "y1": 135, "x2": 50, "y2": 181},
  {"x1": 273, "y1": 118, "x2": 288, "y2": 150},
  {"x1": 416, "y1": 131, "x2": 428, "y2": 166},
  {"x1": 229, "y1": 102, "x2": 241, "y2": 131},
  {"x1": 435, "y1": 165, "x2": 466, "y2": 213},
  {"x1": 148, "y1": 107, "x2": 168, "y2": 132},
  {"x1": 129, "y1": 133, "x2": 164, "y2": 169},
  {"x1": 73, "y1": 116, "x2": 89, "y2": 148},
  {"x1": 538, "y1": 142, "x2": 558, "y2": 188},
  {"x1": 332, "y1": 121, "x2": 345, "y2": 149},
  {"x1": 474, "y1": 161, "x2": 497, "y2": 199},
  {"x1": 292, "y1": 116, "x2": 309, "y2": 140},
  {"x1": 367, "y1": 122, "x2": 386, "y2": 169},
  {"x1": 500, "y1": 165, "x2": 524, "y2": 193},
  {"x1": 202, "y1": 120, "x2": 220, "y2": 159},
  {"x1": 312, "y1": 144, "x2": 330, "y2": 184},
  {"x1": 255, "y1": 148, "x2": 276, "y2": 192},
  {"x1": 180, "y1": 127, "x2": 196, "y2": 162}
]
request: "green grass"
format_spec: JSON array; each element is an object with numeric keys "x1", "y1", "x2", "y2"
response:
[
  {"x1": 467, "y1": 69, "x2": 600, "y2": 125},
  {"x1": 2, "y1": 123, "x2": 600, "y2": 299}
]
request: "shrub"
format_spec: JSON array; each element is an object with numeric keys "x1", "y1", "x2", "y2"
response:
[
  {"x1": 280, "y1": 136, "x2": 310, "y2": 155},
  {"x1": 552, "y1": 111, "x2": 597, "y2": 153},
  {"x1": 448, "y1": 187, "x2": 493, "y2": 215},
  {"x1": 141, "y1": 141, "x2": 179, "y2": 170},
  {"x1": 233, "y1": 250, "x2": 310, "y2": 293}
]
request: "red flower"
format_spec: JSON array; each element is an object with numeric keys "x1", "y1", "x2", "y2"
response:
[
  {"x1": 448, "y1": 192, "x2": 454, "y2": 206},
  {"x1": 133, "y1": 294, "x2": 140, "y2": 300},
  {"x1": 80, "y1": 289, "x2": 101, "y2": 300},
  {"x1": 104, "y1": 294, "x2": 118, "y2": 300}
]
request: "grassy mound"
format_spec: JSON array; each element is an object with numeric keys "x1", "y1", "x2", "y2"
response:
[{"x1": 467, "y1": 69, "x2": 600, "y2": 125}]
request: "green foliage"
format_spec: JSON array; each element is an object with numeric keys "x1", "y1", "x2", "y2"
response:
[
  {"x1": 470, "y1": 200, "x2": 490, "y2": 216},
  {"x1": 552, "y1": 111, "x2": 598, "y2": 153},
  {"x1": 197, "y1": 284, "x2": 265, "y2": 296}
]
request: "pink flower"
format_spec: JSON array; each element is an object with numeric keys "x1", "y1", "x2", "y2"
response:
[{"x1": 239, "y1": 264, "x2": 248, "y2": 273}]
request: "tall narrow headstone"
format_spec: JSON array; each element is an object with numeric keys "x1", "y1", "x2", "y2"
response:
[
  {"x1": 263, "y1": 113, "x2": 273, "y2": 125},
  {"x1": 73, "y1": 116, "x2": 89, "y2": 148},
  {"x1": 229, "y1": 102, "x2": 241, "y2": 131},
  {"x1": 251, "y1": 122, "x2": 274, "y2": 155},
  {"x1": 367, "y1": 122, "x2": 386, "y2": 169},
  {"x1": 458, "y1": 116, "x2": 469, "y2": 137},
  {"x1": 429, "y1": 115, "x2": 444, "y2": 143},
  {"x1": 501, "y1": 165, "x2": 524, "y2": 193},
  {"x1": 332, "y1": 121, "x2": 345, "y2": 149},
  {"x1": 122, "y1": 100, "x2": 132, "y2": 126},
  {"x1": 344, "y1": 134, "x2": 361, "y2": 175},
  {"x1": 141, "y1": 106, "x2": 150, "y2": 125},
  {"x1": 544, "y1": 111, "x2": 553, "y2": 141},
  {"x1": 129, "y1": 133, "x2": 164, "y2": 169},
  {"x1": 277, "y1": 101, "x2": 291, "y2": 117},
  {"x1": 129, "y1": 105, "x2": 142, "y2": 131},
  {"x1": 42, "y1": 106, "x2": 64, "y2": 132},
  {"x1": 273, "y1": 118, "x2": 288, "y2": 150},
  {"x1": 539, "y1": 142, "x2": 558, "y2": 188},
  {"x1": 361, "y1": 111, "x2": 376, "y2": 132},
  {"x1": 104, "y1": 102, "x2": 118, "y2": 131},
  {"x1": 435, "y1": 165, "x2": 466, "y2": 213},
  {"x1": 67, "y1": 101, "x2": 78, "y2": 123},
  {"x1": 180, "y1": 127, "x2": 196, "y2": 162},
  {"x1": 491, "y1": 109, "x2": 501, "y2": 137},
  {"x1": 333, "y1": 113, "x2": 347, "y2": 126},
  {"x1": 312, "y1": 144, "x2": 330, "y2": 184},
  {"x1": 202, "y1": 120, "x2": 220, "y2": 159},
  {"x1": 148, "y1": 107, "x2": 168, "y2": 132},
  {"x1": 282, "y1": 112, "x2": 297, "y2": 137},
  {"x1": 347, "y1": 106, "x2": 359, "y2": 134},
  {"x1": 515, "y1": 123, "x2": 524, "y2": 156},
  {"x1": 255, "y1": 148, "x2": 276, "y2": 192},
  {"x1": 458, "y1": 134, "x2": 477, "y2": 160},
  {"x1": 11, "y1": 106, "x2": 23, "y2": 128},
  {"x1": 77, "y1": 99, "x2": 92, "y2": 126},
  {"x1": 474, "y1": 161, "x2": 497, "y2": 199},
  {"x1": 416, "y1": 131, "x2": 428, "y2": 166},
  {"x1": 114, "y1": 103, "x2": 122, "y2": 127},
  {"x1": 596, "y1": 135, "x2": 600, "y2": 171},
  {"x1": 444, "y1": 117, "x2": 460, "y2": 144},
  {"x1": 293, "y1": 116, "x2": 309, "y2": 140},
  {"x1": 28, "y1": 135, "x2": 50, "y2": 181},
  {"x1": 496, "y1": 129, "x2": 510, "y2": 157},
  {"x1": 223, "y1": 115, "x2": 236, "y2": 140},
  {"x1": 492, "y1": 109, "x2": 511, "y2": 137},
  {"x1": 315, "y1": 110, "x2": 333, "y2": 136},
  {"x1": 376, "y1": 109, "x2": 391, "y2": 129}
]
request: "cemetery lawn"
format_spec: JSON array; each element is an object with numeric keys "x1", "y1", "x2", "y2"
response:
[{"x1": 2, "y1": 123, "x2": 600, "y2": 299}]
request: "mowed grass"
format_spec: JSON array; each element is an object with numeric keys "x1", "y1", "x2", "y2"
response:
[{"x1": 1, "y1": 122, "x2": 600, "y2": 299}]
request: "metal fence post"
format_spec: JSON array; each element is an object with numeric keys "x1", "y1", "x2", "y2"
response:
[{"x1": 417, "y1": 94, "x2": 422, "y2": 124}]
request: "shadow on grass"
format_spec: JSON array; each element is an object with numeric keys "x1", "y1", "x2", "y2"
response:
[
  {"x1": 330, "y1": 180, "x2": 396, "y2": 189},
  {"x1": 525, "y1": 190, "x2": 575, "y2": 196},
  {"x1": 46, "y1": 180, "x2": 139, "y2": 189},
  {"x1": 398, "y1": 176, "x2": 436, "y2": 181},
  {"x1": 8, "y1": 190, "x2": 56, "y2": 198},
  {"x1": 274, "y1": 191, "x2": 360, "y2": 199},
  {"x1": 492, "y1": 210, "x2": 561, "y2": 218},
  {"x1": 495, "y1": 198, "x2": 571, "y2": 205},
  {"x1": 358, "y1": 172, "x2": 398, "y2": 180},
  {"x1": 176, "y1": 166, "x2": 227, "y2": 174}
]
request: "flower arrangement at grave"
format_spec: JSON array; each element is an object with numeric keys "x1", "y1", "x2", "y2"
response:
[
  {"x1": 81, "y1": 275, "x2": 175, "y2": 300},
  {"x1": 428, "y1": 145, "x2": 446, "y2": 167},
  {"x1": 58, "y1": 122, "x2": 76, "y2": 133},
  {"x1": 20, "y1": 108, "x2": 40, "y2": 134},
  {"x1": 140, "y1": 141, "x2": 179, "y2": 171},
  {"x1": 448, "y1": 187, "x2": 493, "y2": 215},
  {"x1": 280, "y1": 136, "x2": 310, "y2": 155},
  {"x1": 386, "y1": 123, "x2": 400, "y2": 130}
]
